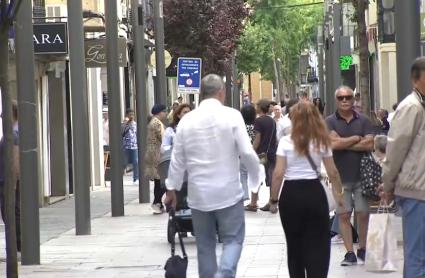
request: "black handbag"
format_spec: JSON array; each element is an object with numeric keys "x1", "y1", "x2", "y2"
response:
[
  {"x1": 360, "y1": 153, "x2": 381, "y2": 201},
  {"x1": 164, "y1": 209, "x2": 188, "y2": 278}
]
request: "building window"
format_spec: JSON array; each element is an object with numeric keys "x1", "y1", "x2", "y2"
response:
[{"x1": 46, "y1": 5, "x2": 67, "y2": 22}]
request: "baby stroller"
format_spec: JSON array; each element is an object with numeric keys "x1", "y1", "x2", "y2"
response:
[{"x1": 158, "y1": 158, "x2": 194, "y2": 244}]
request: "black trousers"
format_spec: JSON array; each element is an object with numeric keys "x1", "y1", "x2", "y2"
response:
[
  {"x1": 264, "y1": 160, "x2": 275, "y2": 187},
  {"x1": 0, "y1": 181, "x2": 21, "y2": 252},
  {"x1": 153, "y1": 179, "x2": 165, "y2": 206},
  {"x1": 279, "y1": 179, "x2": 330, "y2": 278}
]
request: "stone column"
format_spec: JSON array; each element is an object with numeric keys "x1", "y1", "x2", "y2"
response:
[{"x1": 48, "y1": 62, "x2": 69, "y2": 197}]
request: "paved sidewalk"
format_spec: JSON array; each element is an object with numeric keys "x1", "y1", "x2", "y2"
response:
[
  {"x1": 0, "y1": 183, "x2": 404, "y2": 278},
  {"x1": 0, "y1": 175, "x2": 140, "y2": 244}
]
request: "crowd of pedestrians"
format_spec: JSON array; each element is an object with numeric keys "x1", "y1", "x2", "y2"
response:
[{"x1": 112, "y1": 59, "x2": 425, "y2": 277}]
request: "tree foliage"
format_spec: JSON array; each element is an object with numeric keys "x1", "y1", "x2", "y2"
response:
[
  {"x1": 237, "y1": 0, "x2": 322, "y2": 83},
  {"x1": 163, "y1": 0, "x2": 249, "y2": 75}
]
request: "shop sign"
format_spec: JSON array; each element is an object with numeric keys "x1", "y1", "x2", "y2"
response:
[
  {"x1": 33, "y1": 22, "x2": 68, "y2": 54},
  {"x1": 85, "y1": 38, "x2": 127, "y2": 68},
  {"x1": 339, "y1": 55, "x2": 353, "y2": 71}
]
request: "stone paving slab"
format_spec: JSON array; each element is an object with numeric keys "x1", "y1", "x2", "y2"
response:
[
  {"x1": 0, "y1": 196, "x2": 404, "y2": 277},
  {"x1": 0, "y1": 175, "x2": 405, "y2": 277}
]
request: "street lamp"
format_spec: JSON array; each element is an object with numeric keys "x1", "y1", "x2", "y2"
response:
[{"x1": 378, "y1": 0, "x2": 395, "y2": 43}]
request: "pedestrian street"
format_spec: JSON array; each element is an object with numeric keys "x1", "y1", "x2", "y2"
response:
[{"x1": 0, "y1": 180, "x2": 404, "y2": 278}]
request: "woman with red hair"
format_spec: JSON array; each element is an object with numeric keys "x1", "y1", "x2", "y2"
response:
[{"x1": 269, "y1": 101, "x2": 344, "y2": 278}]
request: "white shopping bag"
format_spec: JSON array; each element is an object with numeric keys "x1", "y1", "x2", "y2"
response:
[
  {"x1": 248, "y1": 164, "x2": 265, "y2": 194},
  {"x1": 366, "y1": 212, "x2": 398, "y2": 272}
]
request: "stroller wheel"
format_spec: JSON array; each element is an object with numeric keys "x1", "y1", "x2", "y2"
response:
[{"x1": 167, "y1": 219, "x2": 176, "y2": 244}]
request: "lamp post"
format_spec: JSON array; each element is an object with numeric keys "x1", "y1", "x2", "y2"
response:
[
  {"x1": 15, "y1": 0, "x2": 41, "y2": 264},
  {"x1": 153, "y1": 0, "x2": 167, "y2": 105},
  {"x1": 395, "y1": 0, "x2": 420, "y2": 101},
  {"x1": 132, "y1": 0, "x2": 150, "y2": 203},
  {"x1": 105, "y1": 0, "x2": 125, "y2": 216},
  {"x1": 68, "y1": 0, "x2": 92, "y2": 234}
]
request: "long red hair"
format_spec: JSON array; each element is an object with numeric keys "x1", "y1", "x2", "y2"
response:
[{"x1": 290, "y1": 101, "x2": 330, "y2": 155}]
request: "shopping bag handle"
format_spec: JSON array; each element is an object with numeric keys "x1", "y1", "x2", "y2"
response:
[
  {"x1": 377, "y1": 200, "x2": 391, "y2": 214},
  {"x1": 168, "y1": 208, "x2": 188, "y2": 259}
]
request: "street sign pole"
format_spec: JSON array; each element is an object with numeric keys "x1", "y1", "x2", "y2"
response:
[
  {"x1": 132, "y1": 0, "x2": 150, "y2": 203},
  {"x1": 105, "y1": 0, "x2": 125, "y2": 216},
  {"x1": 68, "y1": 0, "x2": 92, "y2": 235},
  {"x1": 15, "y1": 0, "x2": 41, "y2": 265}
]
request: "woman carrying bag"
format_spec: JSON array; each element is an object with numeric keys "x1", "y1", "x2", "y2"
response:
[{"x1": 269, "y1": 102, "x2": 345, "y2": 278}]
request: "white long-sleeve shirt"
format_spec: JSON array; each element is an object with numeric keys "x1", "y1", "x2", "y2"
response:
[
  {"x1": 277, "y1": 114, "x2": 292, "y2": 140},
  {"x1": 166, "y1": 98, "x2": 260, "y2": 211},
  {"x1": 161, "y1": 127, "x2": 176, "y2": 154}
]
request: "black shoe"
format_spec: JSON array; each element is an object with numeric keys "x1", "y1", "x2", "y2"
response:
[
  {"x1": 357, "y1": 248, "x2": 366, "y2": 262},
  {"x1": 260, "y1": 203, "x2": 270, "y2": 211},
  {"x1": 341, "y1": 252, "x2": 357, "y2": 266}
]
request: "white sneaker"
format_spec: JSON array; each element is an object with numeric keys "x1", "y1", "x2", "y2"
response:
[
  {"x1": 151, "y1": 204, "x2": 163, "y2": 215},
  {"x1": 331, "y1": 235, "x2": 344, "y2": 244}
]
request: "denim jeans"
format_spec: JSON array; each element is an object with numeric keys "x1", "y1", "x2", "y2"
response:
[
  {"x1": 397, "y1": 197, "x2": 425, "y2": 278},
  {"x1": 191, "y1": 201, "x2": 245, "y2": 278},
  {"x1": 125, "y1": 149, "x2": 138, "y2": 182}
]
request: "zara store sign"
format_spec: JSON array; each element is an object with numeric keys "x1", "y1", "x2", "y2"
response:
[{"x1": 33, "y1": 22, "x2": 68, "y2": 54}]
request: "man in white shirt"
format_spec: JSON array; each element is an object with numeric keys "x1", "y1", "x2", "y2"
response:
[
  {"x1": 277, "y1": 99, "x2": 299, "y2": 140},
  {"x1": 387, "y1": 103, "x2": 398, "y2": 124},
  {"x1": 165, "y1": 74, "x2": 260, "y2": 278}
]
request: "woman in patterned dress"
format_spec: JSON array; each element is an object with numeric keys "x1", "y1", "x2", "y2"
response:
[
  {"x1": 240, "y1": 105, "x2": 257, "y2": 200},
  {"x1": 145, "y1": 104, "x2": 167, "y2": 214}
]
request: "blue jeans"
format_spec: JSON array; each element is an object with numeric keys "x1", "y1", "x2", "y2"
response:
[
  {"x1": 191, "y1": 201, "x2": 245, "y2": 278},
  {"x1": 397, "y1": 197, "x2": 425, "y2": 278},
  {"x1": 124, "y1": 149, "x2": 138, "y2": 182}
]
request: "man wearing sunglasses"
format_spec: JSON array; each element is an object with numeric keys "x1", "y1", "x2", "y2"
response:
[{"x1": 325, "y1": 86, "x2": 375, "y2": 266}]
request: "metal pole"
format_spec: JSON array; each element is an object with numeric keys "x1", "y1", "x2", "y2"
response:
[
  {"x1": 15, "y1": 0, "x2": 41, "y2": 265},
  {"x1": 317, "y1": 26, "x2": 325, "y2": 101},
  {"x1": 232, "y1": 51, "x2": 240, "y2": 110},
  {"x1": 67, "y1": 0, "x2": 92, "y2": 234},
  {"x1": 105, "y1": 0, "x2": 125, "y2": 216},
  {"x1": 395, "y1": 0, "x2": 420, "y2": 101},
  {"x1": 324, "y1": 22, "x2": 332, "y2": 115},
  {"x1": 153, "y1": 0, "x2": 167, "y2": 105},
  {"x1": 332, "y1": 3, "x2": 342, "y2": 96},
  {"x1": 132, "y1": 0, "x2": 150, "y2": 203},
  {"x1": 318, "y1": 46, "x2": 325, "y2": 100}
]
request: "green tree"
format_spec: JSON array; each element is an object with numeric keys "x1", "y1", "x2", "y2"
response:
[
  {"x1": 163, "y1": 0, "x2": 249, "y2": 75},
  {"x1": 237, "y1": 0, "x2": 323, "y2": 98}
]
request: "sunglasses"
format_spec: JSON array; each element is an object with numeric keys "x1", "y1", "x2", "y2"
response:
[{"x1": 336, "y1": 95, "x2": 354, "y2": 102}]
